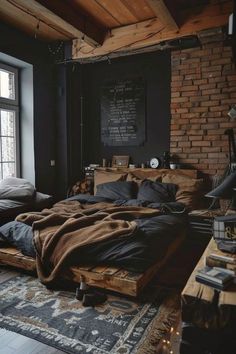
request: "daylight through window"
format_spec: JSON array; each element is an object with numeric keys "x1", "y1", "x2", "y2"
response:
[{"x1": 0, "y1": 63, "x2": 19, "y2": 179}]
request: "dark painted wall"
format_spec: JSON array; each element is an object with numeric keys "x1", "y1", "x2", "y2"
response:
[
  {"x1": 0, "y1": 21, "x2": 172, "y2": 198},
  {"x1": 80, "y1": 51, "x2": 171, "y2": 168},
  {"x1": 0, "y1": 21, "x2": 56, "y2": 195}
]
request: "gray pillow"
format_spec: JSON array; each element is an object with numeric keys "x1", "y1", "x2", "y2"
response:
[
  {"x1": 96, "y1": 181, "x2": 137, "y2": 200},
  {"x1": 137, "y1": 180, "x2": 177, "y2": 203},
  {"x1": 0, "y1": 177, "x2": 35, "y2": 201}
]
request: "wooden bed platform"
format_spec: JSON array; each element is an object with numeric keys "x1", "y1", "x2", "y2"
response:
[{"x1": 0, "y1": 231, "x2": 185, "y2": 297}]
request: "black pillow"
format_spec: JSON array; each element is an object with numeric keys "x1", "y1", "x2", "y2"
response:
[
  {"x1": 137, "y1": 180, "x2": 177, "y2": 203},
  {"x1": 96, "y1": 181, "x2": 137, "y2": 200}
]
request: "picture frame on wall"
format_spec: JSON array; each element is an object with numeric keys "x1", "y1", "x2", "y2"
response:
[{"x1": 112, "y1": 155, "x2": 130, "y2": 168}]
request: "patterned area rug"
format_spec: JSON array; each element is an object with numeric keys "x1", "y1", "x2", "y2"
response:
[{"x1": 0, "y1": 273, "x2": 180, "y2": 354}]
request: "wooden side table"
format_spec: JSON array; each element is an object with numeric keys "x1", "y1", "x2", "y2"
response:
[{"x1": 180, "y1": 237, "x2": 236, "y2": 354}]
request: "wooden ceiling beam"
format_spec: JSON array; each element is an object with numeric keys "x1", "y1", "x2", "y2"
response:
[
  {"x1": 0, "y1": 0, "x2": 70, "y2": 41},
  {"x1": 72, "y1": 0, "x2": 233, "y2": 60},
  {"x1": 13, "y1": 0, "x2": 106, "y2": 47},
  {"x1": 146, "y1": 0, "x2": 178, "y2": 30},
  {"x1": 36, "y1": 0, "x2": 106, "y2": 46}
]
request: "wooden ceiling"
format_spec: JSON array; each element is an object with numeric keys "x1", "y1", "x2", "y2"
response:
[{"x1": 0, "y1": 0, "x2": 233, "y2": 62}]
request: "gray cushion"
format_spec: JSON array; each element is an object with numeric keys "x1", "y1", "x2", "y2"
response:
[
  {"x1": 0, "y1": 177, "x2": 35, "y2": 201},
  {"x1": 96, "y1": 181, "x2": 137, "y2": 200},
  {"x1": 137, "y1": 180, "x2": 177, "y2": 203}
]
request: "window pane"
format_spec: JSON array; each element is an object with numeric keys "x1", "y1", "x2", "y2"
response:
[
  {"x1": 2, "y1": 162, "x2": 15, "y2": 178},
  {"x1": 0, "y1": 69, "x2": 15, "y2": 100},
  {"x1": 1, "y1": 137, "x2": 15, "y2": 161},
  {"x1": 1, "y1": 110, "x2": 15, "y2": 136}
]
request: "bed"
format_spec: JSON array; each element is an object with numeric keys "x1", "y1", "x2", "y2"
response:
[{"x1": 0, "y1": 168, "x2": 202, "y2": 296}]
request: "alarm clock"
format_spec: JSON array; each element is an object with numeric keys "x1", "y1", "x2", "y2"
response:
[{"x1": 150, "y1": 157, "x2": 161, "y2": 169}]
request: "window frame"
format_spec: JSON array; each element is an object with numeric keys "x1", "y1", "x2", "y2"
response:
[{"x1": 0, "y1": 62, "x2": 20, "y2": 179}]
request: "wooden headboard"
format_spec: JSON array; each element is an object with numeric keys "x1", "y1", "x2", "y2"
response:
[{"x1": 95, "y1": 168, "x2": 198, "y2": 179}]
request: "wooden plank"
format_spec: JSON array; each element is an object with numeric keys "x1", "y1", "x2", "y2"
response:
[
  {"x1": 0, "y1": 248, "x2": 36, "y2": 271},
  {"x1": 0, "y1": 0, "x2": 70, "y2": 41},
  {"x1": 7, "y1": 0, "x2": 105, "y2": 46},
  {"x1": 71, "y1": 0, "x2": 121, "y2": 29},
  {"x1": 90, "y1": 265, "x2": 112, "y2": 273},
  {"x1": 114, "y1": 269, "x2": 131, "y2": 278},
  {"x1": 0, "y1": 248, "x2": 20, "y2": 255},
  {"x1": 146, "y1": 0, "x2": 178, "y2": 30},
  {"x1": 69, "y1": 266, "x2": 139, "y2": 296},
  {"x1": 95, "y1": 167, "x2": 198, "y2": 179},
  {"x1": 120, "y1": 0, "x2": 155, "y2": 22},
  {"x1": 95, "y1": 0, "x2": 139, "y2": 25},
  {"x1": 36, "y1": 0, "x2": 106, "y2": 46},
  {"x1": 72, "y1": 1, "x2": 233, "y2": 60}
]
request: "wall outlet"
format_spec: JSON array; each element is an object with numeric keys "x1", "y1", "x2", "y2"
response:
[{"x1": 50, "y1": 160, "x2": 55, "y2": 166}]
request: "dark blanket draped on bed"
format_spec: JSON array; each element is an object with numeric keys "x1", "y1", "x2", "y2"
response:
[
  {"x1": 15, "y1": 200, "x2": 161, "y2": 285},
  {"x1": 0, "y1": 195, "x2": 187, "y2": 287}
]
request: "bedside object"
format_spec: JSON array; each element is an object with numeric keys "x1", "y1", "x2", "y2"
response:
[
  {"x1": 112, "y1": 155, "x2": 129, "y2": 168},
  {"x1": 162, "y1": 151, "x2": 170, "y2": 168},
  {"x1": 150, "y1": 157, "x2": 161, "y2": 169},
  {"x1": 205, "y1": 171, "x2": 236, "y2": 199},
  {"x1": 169, "y1": 163, "x2": 177, "y2": 169},
  {"x1": 188, "y1": 209, "x2": 223, "y2": 241},
  {"x1": 205, "y1": 171, "x2": 236, "y2": 211}
]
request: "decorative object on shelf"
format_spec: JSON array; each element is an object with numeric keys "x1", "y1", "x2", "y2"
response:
[
  {"x1": 169, "y1": 162, "x2": 177, "y2": 170},
  {"x1": 169, "y1": 154, "x2": 179, "y2": 170},
  {"x1": 102, "y1": 158, "x2": 107, "y2": 167},
  {"x1": 162, "y1": 151, "x2": 170, "y2": 169},
  {"x1": 150, "y1": 157, "x2": 161, "y2": 169},
  {"x1": 112, "y1": 155, "x2": 130, "y2": 168}
]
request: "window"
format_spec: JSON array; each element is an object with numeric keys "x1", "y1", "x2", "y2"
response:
[{"x1": 0, "y1": 63, "x2": 19, "y2": 179}]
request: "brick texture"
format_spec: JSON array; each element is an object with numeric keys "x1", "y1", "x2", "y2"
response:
[{"x1": 171, "y1": 42, "x2": 236, "y2": 177}]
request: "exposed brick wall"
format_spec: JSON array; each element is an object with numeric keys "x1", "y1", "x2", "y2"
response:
[{"x1": 170, "y1": 41, "x2": 236, "y2": 177}]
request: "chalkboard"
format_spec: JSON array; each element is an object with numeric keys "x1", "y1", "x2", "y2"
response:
[{"x1": 101, "y1": 77, "x2": 146, "y2": 146}]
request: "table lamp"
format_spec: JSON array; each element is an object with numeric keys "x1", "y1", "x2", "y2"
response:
[{"x1": 205, "y1": 171, "x2": 236, "y2": 210}]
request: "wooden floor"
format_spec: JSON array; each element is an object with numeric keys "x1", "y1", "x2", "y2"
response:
[{"x1": 0, "y1": 266, "x2": 181, "y2": 354}]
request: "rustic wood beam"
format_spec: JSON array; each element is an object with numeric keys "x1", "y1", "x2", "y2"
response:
[
  {"x1": 0, "y1": 0, "x2": 70, "y2": 41},
  {"x1": 11, "y1": 0, "x2": 106, "y2": 47},
  {"x1": 36, "y1": 0, "x2": 106, "y2": 46},
  {"x1": 72, "y1": 1, "x2": 233, "y2": 60},
  {"x1": 146, "y1": 0, "x2": 178, "y2": 30}
]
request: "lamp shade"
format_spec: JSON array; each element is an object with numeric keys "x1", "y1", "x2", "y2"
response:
[{"x1": 205, "y1": 171, "x2": 236, "y2": 199}]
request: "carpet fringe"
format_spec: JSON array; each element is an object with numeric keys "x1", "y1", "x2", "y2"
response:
[{"x1": 136, "y1": 293, "x2": 180, "y2": 354}]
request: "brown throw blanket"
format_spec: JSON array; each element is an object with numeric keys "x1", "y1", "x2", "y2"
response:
[{"x1": 16, "y1": 200, "x2": 161, "y2": 286}]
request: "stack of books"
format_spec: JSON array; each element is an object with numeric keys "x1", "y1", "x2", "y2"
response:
[
  {"x1": 195, "y1": 266, "x2": 235, "y2": 290},
  {"x1": 205, "y1": 251, "x2": 236, "y2": 274}
]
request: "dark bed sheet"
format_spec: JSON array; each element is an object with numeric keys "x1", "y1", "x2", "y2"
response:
[
  {"x1": 0, "y1": 195, "x2": 187, "y2": 272},
  {"x1": 0, "y1": 192, "x2": 53, "y2": 226}
]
